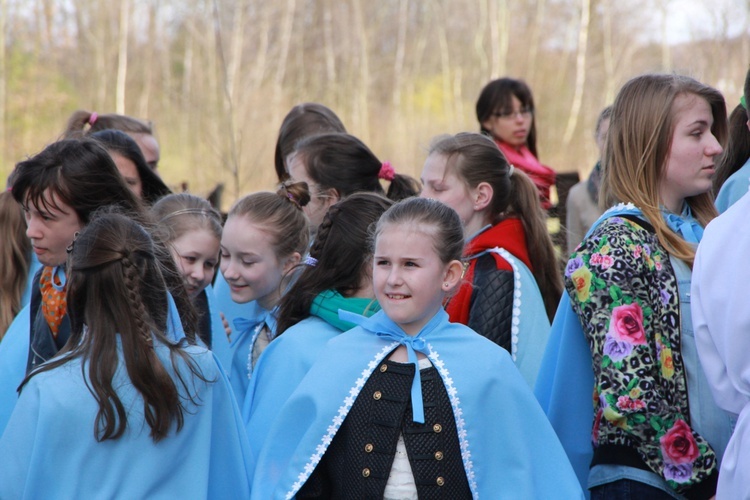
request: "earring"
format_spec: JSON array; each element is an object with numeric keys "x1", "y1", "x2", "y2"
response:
[{"x1": 443, "y1": 282, "x2": 449, "y2": 288}]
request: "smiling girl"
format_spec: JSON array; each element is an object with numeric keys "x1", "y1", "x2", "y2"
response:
[
  {"x1": 213, "y1": 182, "x2": 309, "y2": 407},
  {"x1": 151, "y1": 193, "x2": 223, "y2": 348},
  {"x1": 251, "y1": 197, "x2": 582, "y2": 499}
]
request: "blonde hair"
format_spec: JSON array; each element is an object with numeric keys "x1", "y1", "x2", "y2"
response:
[
  {"x1": 601, "y1": 74, "x2": 727, "y2": 266},
  {"x1": 0, "y1": 191, "x2": 31, "y2": 338}
]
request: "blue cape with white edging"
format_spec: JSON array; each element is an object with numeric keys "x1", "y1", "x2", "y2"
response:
[{"x1": 251, "y1": 309, "x2": 583, "y2": 499}]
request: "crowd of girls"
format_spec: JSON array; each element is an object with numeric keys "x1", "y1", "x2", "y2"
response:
[{"x1": 1, "y1": 70, "x2": 749, "y2": 498}]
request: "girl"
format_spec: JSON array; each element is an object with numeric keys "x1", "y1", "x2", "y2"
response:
[
  {"x1": 151, "y1": 193, "x2": 223, "y2": 348},
  {"x1": 92, "y1": 129, "x2": 171, "y2": 205},
  {"x1": 536, "y1": 74, "x2": 733, "y2": 498},
  {"x1": 713, "y1": 67, "x2": 750, "y2": 212},
  {"x1": 0, "y1": 213, "x2": 251, "y2": 498},
  {"x1": 0, "y1": 139, "x2": 195, "y2": 436},
  {"x1": 242, "y1": 192, "x2": 392, "y2": 466},
  {"x1": 420, "y1": 132, "x2": 561, "y2": 387},
  {"x1": 274, "y1": 102, "x2": 347, "y2": 183},
  {"x1": 286, "y1": 132, "x2": 419, "y2": 233},
  {"x1": 64, "y1": 110, "x2": 161, "y2": 170},
  {"x1": 213, "y1": 182, "x2": 309, "y2": 408},
  {"x1": 476, "y1": 77, "x2": 556, "y2": 210},
  {"x1": 213, "y1": 103, "x2": 346, "y2": 337},
  {"x1": 251, "y1": 197, "x2": 583, "y2": 499}
]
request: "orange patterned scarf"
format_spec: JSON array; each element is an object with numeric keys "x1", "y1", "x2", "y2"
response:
[{"x1": 40, "y1": 266, "x2": 67, "y2": 337}]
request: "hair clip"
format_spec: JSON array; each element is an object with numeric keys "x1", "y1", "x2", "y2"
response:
[
  {"x1": 89, "y1": 112, "x2": 98, "y2": 126},
  {"x1": 508, "y1": 165, "x2": 515, "y2": 177},
  {"x1": 303, "y1": 255, "x2": 318, "y2": 267}
]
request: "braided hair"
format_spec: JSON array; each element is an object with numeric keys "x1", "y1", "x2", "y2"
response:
[
  {"x1": 276, "y1": 192, "x2": 393, "y2": 334},
  {"x1": 22, "y1": 212, "x2": 207, "y2": 442}
]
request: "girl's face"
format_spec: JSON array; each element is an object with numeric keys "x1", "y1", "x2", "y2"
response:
[
  {"x1": 373, "y1": 223, "x2": 458, "y2": 336},
  {"x1": 286, "y1": 152, "x2": 339, "y2": 231},
  {"x1": 23, "y1": 189, "x2": 83, "y2": 267},
  {"x1": 128, "y1": 132, "x2": 160, "y2": 171},
  {"x1": 420, "y1": 153, "x2": 488, "y2": 237},
  {"x1": 170, "y1": 228, "x2": 220, "y2": 299},
  {"x1": 220, "y1": 216, "x2": 299, "y2": 309},
  {"x1": 110, "y1": 152, "x2": 143, "y2": 199},
  {"x1": 659, "y1": 93, "x2": 723, "y2": 213},
  {"x1": 481, "y1": 95, "x2": 533, "y2": 148}
]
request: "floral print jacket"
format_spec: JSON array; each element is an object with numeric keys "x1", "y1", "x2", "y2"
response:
[{"x1": 565, "y1": 215, "x2": 718, "y2": 497}]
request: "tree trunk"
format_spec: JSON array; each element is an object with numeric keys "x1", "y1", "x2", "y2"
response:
[
  {"x1": 562, "y1": 0, "x2": 590, "y2": 145},
  {"x1": 116, "y1": 0, "x2": 130, "y2": 114}
]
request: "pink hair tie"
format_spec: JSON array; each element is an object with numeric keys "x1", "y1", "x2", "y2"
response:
[
  {"x1": 88, "y1": 112, "x2": 98, "y2": 126},
  {"x1": 378, "y1": 161, "x2": 396, "y2": 181}
]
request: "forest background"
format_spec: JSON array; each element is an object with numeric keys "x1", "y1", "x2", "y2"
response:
[{"x1": 1, "y1": 0, "x2": 748, "y2": 210}]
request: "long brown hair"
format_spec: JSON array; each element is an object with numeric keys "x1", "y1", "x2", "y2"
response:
[
  {"x1": 0, "y1": 191, "x2": 31, "y2": 339},
  {"x1": 21, "y1": 213, "x2": 208, "y2": 442},
  {"x1": 601, "y1": 74, "x2": 727, "y2": 266},
  {"x1": 428, "y1": 132, "x2": 562, "y2": 320}
]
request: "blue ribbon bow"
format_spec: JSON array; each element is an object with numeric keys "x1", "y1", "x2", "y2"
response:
[
  {"x1": 662, "y1": 205, "x2": 704, "y2": 244},
  {"x1": 339, "y1": 309, "x2": 430, "y2": 424}
]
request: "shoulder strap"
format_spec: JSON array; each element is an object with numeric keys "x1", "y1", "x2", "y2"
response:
[{"x1": 618, "y1": 213, "x2": 655, "y2": 234}]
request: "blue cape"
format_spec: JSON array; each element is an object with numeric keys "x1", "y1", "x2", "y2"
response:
[
  {"x1": 252, "y1": 309, "x2": 583, "y2": 499},
  {"x1": 242, "y1": 316, "x2": 339, "y2": 473},
  {"x1": 0, "y1": 291, "x2": 187, "y2": 437},
  {"x1": 0, "y1": 342, "x2": 252, "y2": 499}
]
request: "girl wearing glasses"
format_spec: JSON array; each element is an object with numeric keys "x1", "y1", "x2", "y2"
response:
[{"x1": 476, "y1": 77, "x2": 556, "y2": 210}]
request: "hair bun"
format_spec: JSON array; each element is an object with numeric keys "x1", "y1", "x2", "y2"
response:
[{"x1": 277, "y1": 181, "x2": 311, "y2": 210}]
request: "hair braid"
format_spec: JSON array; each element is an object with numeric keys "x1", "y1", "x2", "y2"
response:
[
  {"x1": 309, "y1": 204, "x2": 340, "y2": 259},
  {"x1": 121, "y1": 255, "x2": 153, "y2": 347}
]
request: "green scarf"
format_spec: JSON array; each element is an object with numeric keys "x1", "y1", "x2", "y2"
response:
[{"x1": 310, "y1": 289, "x2": 380, "y2": 332}]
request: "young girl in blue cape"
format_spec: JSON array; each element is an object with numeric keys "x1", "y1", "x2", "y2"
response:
[
  {"x1": 535, "y1": 74, "x2": 733, "y2": 499},
  {"x1": 0, "y1": 139, "x2": 197, "y2": 437},
  {"x1": 213, "y1": 182, "x2": 309, "y2": 408},
  {"x1": 242, "y1": 192, "x2": 391, "y2": 468},
  {"x1": 251, "y1": 197, "x2": 583, "y2": 499},
  {"x1": 151, "y1": 193, "x2": 223, "y2": 348},
  {"x1": 0, "y1": 213, "x2": 252, "y2": 498},
  {"x1": 420, "y1": 132, "x2": 561, "y2": 387}
]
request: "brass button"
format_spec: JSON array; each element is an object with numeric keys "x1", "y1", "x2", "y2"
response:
[
  {"x1": 434, "y1": 451, "x2": 444, "y2": 460},
  {"x1": 433, "y1": 423, "x2": 442, "y2": 433},
  {"x1": 436, "y1": 476, "x2": 445, "y2": 486},
  {"x1": 362, "y1": 468, "x2": 371, "y2": 478},
  {"x1": 373, "y1": 391, "x2": 382, "y2": 400},
  {"x1": 380, "y1": 364, "x2": 388, "y2": 372},
  {"x1": 364, "y1": 443, "x2": 374, "y2": 453}
]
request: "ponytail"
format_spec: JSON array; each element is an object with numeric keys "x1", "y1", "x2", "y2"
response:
[{"x1": 505, "y1": 169, "x2": 562, "y2": 320}]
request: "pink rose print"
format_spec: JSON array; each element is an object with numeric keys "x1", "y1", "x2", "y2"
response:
[
  {"x1": 608, "y1": 303, "x2": 647, "y2": 345},
  {"x1": 660, "y1": 419, "x2": 700, "y2": 465}
]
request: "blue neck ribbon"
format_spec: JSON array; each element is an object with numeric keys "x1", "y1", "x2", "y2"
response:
[
  {"x1": 661, "y1": 204, "x2": 703, "y2": 244},
  {"x1": 233, "y1": 305, "x2": 277, "y2": 344},
  {"x1": 339, "y1": 309, "x2": 437, "y2": 424}
]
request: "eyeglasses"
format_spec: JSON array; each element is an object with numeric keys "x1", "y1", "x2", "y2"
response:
[{"x1": 493, "y1": 108, "x2": 533, "y2": 120}]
